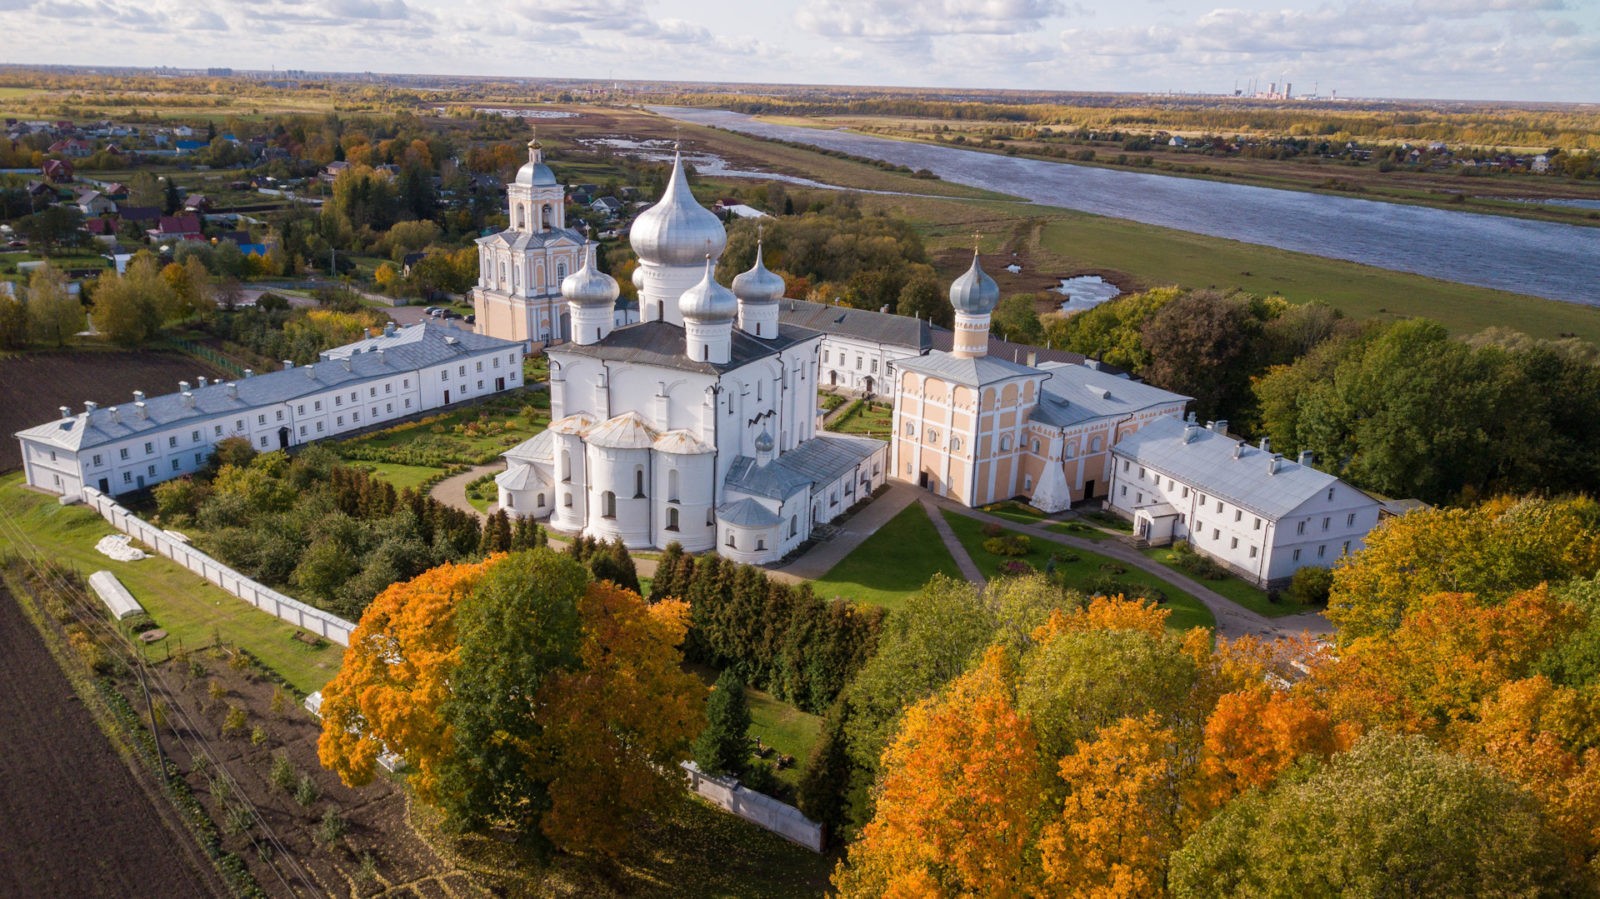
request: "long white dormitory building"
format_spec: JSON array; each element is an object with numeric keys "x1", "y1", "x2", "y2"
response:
[{"x1": 16, "y1": 322, "x2": 523, "y2": 497}]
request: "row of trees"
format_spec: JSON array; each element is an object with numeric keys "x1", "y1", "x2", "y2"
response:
[
  {"x1": 829, "y1": 496, "x2": 1600, "y2": 894},
  {"x1": 1051, "y1": 287, "x2": 1600, "y2": 504},
  {"x1": 649, "y1": 544, "x2": 885, "y2": 715},
  {"x1": 153, "y1": 444, "x2": 483, "y2": 618},
  {"x1": 0, "y1": 263, "x2": 85, "y2": 349}
]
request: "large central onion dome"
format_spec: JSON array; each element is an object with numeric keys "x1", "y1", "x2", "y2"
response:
[
  {"x1": 629, "y1": 149, "x2": 727, "y2": 266},
  {"x1": 562, "y1": 243, "x2": 619, "y2": 306},
  {"x1": 731, "y1": 242, "x2": 785, "y2": 304},
  {"x1": 679, "y1": 256, "x2": 738, "y2": 322},
  {"x1": 515, "y1": 139, "x2": 557, "y2": 187},
  {"x1": 949, "y1": 251, "x2": 1000, "y2": 315}
]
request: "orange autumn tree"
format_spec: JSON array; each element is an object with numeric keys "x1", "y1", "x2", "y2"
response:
[
  {"x1": 317, "y1": 557, "x2": 493, "y2": 800},
  {"x1": 1200, "y1": 684, "x2": 1353, "y2": 807},
  {"x1": 834, "y1": 647, "x2": 1049, "y2": 898},
  {"x1": 539, "y1": 585, "x2": 706, "y2": 856},
  {"x1": 318, "y1": 549, "x2": 705, "y2": 855}
]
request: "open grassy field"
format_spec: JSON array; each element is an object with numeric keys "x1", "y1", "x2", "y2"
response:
[
  {"x1": 346, "y1": 460, "x2": 448, "y2": 493},
  {"x1": 746, "y1": 686, "x2": 823, "y2": 791},
  {"x1": 939, "y1": 510, "x2": 1215, "y2": 632},
  {"x1": 850, "y1": 191, "x2": 1600, "y2": 344},
  {"x1": 809, "y1": 502, "x2": 961, "y2": 612},
  {"x1": 0, "y1": 473, "x2": 342, "y2": 693}
]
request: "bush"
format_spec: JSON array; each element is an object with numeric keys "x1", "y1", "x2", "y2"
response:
[
  {"x1": 1288, "y1": 565, "x2": 1334, "y2": 607},
  {"x1": 1169, "y1": 541, "x2": 1227, "y2": 580},
  {"x1": 221, "y1": 706, "x2": 248, "y2": 738},
  {"x1": 983, "y1": 535, "x2": 1032, "y2": 557},
  {"x1": 316, "y1": 808, "x2": 346, "y2": 845},
  {"x1": 294, "y1": 773, "x2": 321, "y2": 807},
  {"x1": 980, "y1": 522, "x2": 1005, "y2": 538},
  {"x1": 1000, "y1": 560, "x2": 1034, "y2": 577}
]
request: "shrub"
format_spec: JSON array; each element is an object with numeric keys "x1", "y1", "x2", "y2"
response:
[
  {"x1": 250, "y1": 725, "x2": 268, "y2": 746},
  {"x1": 983, "y1": 535, "x2": 1032, "y2": 557},
  {"x1": 1000, "y1": 560, "x2": 1034, "y2": 577},
  {"x1": 270, "y1": 754, "x2": 298, "y2": 793},
  {"x1": 221, "y1": 706, "x2": 248, "y2": 738},
  {"x1": 1288, "y1": 565, "x2": 1334, "y2": 607},
  {"x1": 294, "y1": 773, "x2": 321, "y2": 807},
  {"x1": 980, "y1": 522, "x2": 1005, "y2": 538},
  {"x1": 316, "y1": 808, "x2": 347, "y2": 845},
  {"x1": 1170, "y1": 541, "x2": 1227, "y2": 580},
  {"x1": 269, "y1": 684, "x2": 290, "y2": 717}
]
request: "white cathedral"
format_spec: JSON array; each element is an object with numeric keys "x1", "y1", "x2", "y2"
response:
[{"x1": 487, "y1": 148, "x2": 887, "y2": 564}]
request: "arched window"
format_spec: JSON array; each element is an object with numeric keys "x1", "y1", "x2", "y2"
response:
[
  {"x1": 789, "y1": 516, "x2": 797, "y2": 537},
  {"x1": 601, "y1": 491, "x2": 616, "y2": 519},
  {"x1": 1000, "y1": 435, "x2": 1012, "y2": 451},
  {"x1": 666, "y1": 507, "x2": 679, "y2": 531},
  {"x1": 926, "y1": 428, "x2": 940, "y2": 444},
  {"x1": 543, "y1": 203, "x2": 553, "y2": 227},
  {"x1": 725, "y1": 530, "x2": 736, "y2": 548},
  {"x1": 537, "y1": 493, "x2": 546, "y2": 508},
  {"x1": 904, "y1": 422, "x2": 916, "y2": 438},
  {"x1": 668, "y1": 468, "x2": 679, "y2": 502},
  {"x1": 1032, "y1": 439, "x2": 1041, "y2": 453},
  {"x1": 951, "y1": 436, "x2": 963, "y2": 453},
  {"x1": 1090, "y1": 436, "x2": 1104, "y2": 452},
  {"x1": 1065, "y1": 443, "x2": 1077, "y2": 459},
  {"x1": 634, "y1": 467, "x2": 645, "y2": 498},
  {"x1": 563, "y1": 492, "x2": 572, "y2": 507},
  {"x1": 506, "y1": 495, "x2": 515, "y2": 509},
  {"x1": 516, "y1": 205, "x2": 526, "y2": 229},
  {"x1": 560, "y1": 449, "x2": 572, "y2": 482},
  {"x1": 756, "y1": 380, "x2": 763, "y2": 401},
  {"x1": 556, "y1": 260, "x2": 567, "y2": 281}
]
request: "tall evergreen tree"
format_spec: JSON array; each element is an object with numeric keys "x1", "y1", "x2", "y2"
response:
[{"x1": 693, "y1": 669, "x2": 751, "y2": 778}]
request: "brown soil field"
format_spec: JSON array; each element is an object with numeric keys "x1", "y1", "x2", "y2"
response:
[
  {"x1": 0, "y1": 349, "x2": 229, "y2": 472},
  {"x1": 146, "y1": 646, "x2": 476, "y2": 897},
  {"x1": 0, "y1": 583, "x2": 225, "y2": 898}
]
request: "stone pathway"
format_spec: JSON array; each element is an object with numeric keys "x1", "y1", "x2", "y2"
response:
[
  {"x1": 921, "y1": 495, "x2": 1330, "y2": 641},
  {"x1": 921, "y1": 498, "x2": 987, "y2": 587},
  {"x1": 429, "y1": 464, "x2": 499, "y2": 518}
]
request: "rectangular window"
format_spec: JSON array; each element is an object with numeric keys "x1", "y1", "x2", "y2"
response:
[
  {"x1": 337, "y1": 416, "x2": 344, "y2": 426},
  {"x1": 235, "y1": 419, "x2": 243, "y2": 430},
  {"x1": 299, "y1": 425, "x2": 307, "y2": 436},
  {"x1": 352, "y1": 412, "x2": 360, "y2": 422},
  {"x1": 477, "y1": 380, "x2": 484, "y2": 390},
  {"x1": 335, "y1": 395, "x2": 342, "y2": 406},
  {"x1": 1322, "y1": 517, "x2": 1330, "y2": 531},
  {"x1": 385, "y1": 383, "x2": 392, "y2": 394},
  {"x1": 403, "y1": 378, "x2": 410, "y2": 388},
  {"x1": 1234, "y1": 510, "x2": 1242, "y2": 522},
  {"x1": 1123, "y1": 460, "x2": 1130, "y2": 472},
  {"x1": 1120, "y1": 485, "x2": 1127, "y2": 497},
  {"x1": 1293, "y1": 548, "x2": 1302, "y2": 561},
  {"x1": 171, "y1": 459, "x2": 180, "y2": 471},
  {"x1": 92, "y1": 454, "x2": 102, "y2": 467},
  {"x1": 168, "y1": 436, "x2": 177, "y2": 448},
  {"x1": 1318, "y1": 545, "x2": 1326, "y2": 558},
  {"x1": 476, "y1": 361, "x2": 483, "y2": 372},
  {"x1": 1254, "y1": 517, "x2": 1262, "y2": 530},
  {"x1": 194, "y1": 453, "x2": 202, "y2": 464},
  {"x1": 257, "y1": 414, "x2": 266, "y2": 425},
  {"x1": 385, "y1": 403, "x2": 392, "y2": 413},
  {"x1": 316, "y1": 422, "x2": 324, "y2": 432},
  {"x1": 1297, "y1": 520, "x2": 1306, "y2": 535},
  {"x1": 123, "y1": 471, "x2": 131, "y2": 484},
  {"x1": 259, "y1": 435, "x2": 268, "y2": 447},
  {"x1": 1347, "y1": 513, "x2": 1356, "y2": 527},
  {"x1": 349, "y1": 391, "x2": 356, "y2": 402},
  {"x1": 214, "y1": 425, "x2": 223, "y2": 437},
  {"x1": 1230, "y1": 537, "x2": 1238, "y2": 549},
  {"x1": 1199, "y1": 494, "x2": 1207, "y2": 506},
  {"x1": 147, "y1": 464, "x2": 155, "y2": 476},
  {"x1": 1139, "y1": 467, "x2": 1146, "y2": 478},
  {"x1": 297, "y1": 404, "x2": 305, "y2": 414},
  {"x1": 1181, "y1": 486, "x2": 1189, "y2": 498},
  {"x1": 1212, "y1": 528, "x2": 1220, "y2": 540},
  {"x1": 458, "y1": 365, "x2": 466, "y2": 377},
  {"x1": 191, "y1": 430, "x2": 200, "y2": 442},
  {"x1": 120, "y1": 448, "x2": 129, "y2": 460},
  {"x1": 369, "y1": 387, "x2": 377, "y2": 397},
  {"x1": 1342, "y1": 541, "x2": 1351, "y2": 555},
  {"x1": 1216, "y1": 500, "x2": 1223, "y2": 513},
  {"x1": 405, "y1": 399, "x2": 412, "y2": 408},
  {"x1": 314, "y1": 401, "x2": 322, "y2": 411},
  {"x1": 493, "y1": 357, "x2": 501, "y2": 369},
  {"x1": 1249, "y1": 546, "x2": 1258, "y2": 558}
]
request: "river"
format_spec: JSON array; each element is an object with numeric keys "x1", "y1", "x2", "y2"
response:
[{"x1": 652, "y1": 107, "x2": 1599, "y2": 305}]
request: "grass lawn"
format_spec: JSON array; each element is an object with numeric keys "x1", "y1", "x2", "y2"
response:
[
  {"x1": 332, "y1": 389, "x2": 549, "y2": 467},
  {"x1": 746, "y1": 686, "x2": 823, "y2": 791},
  {"x1": 349, "y1": 461, "x2": 449, "y2": 493},
  {"x1": 1141, "y1": 545, "x2": 1310, "y2": 618},
  {"x1": 0, "y1": 473, "x2": 342, "y2": 693},
  {"x1": 981, "y1": 500, "x2": 1050, "y2": 526},
  {"x1": 809, "y1": 502, "x2": 961, "y2": 613},
  {"x1": 827, "y1": 399, "x2": 894, "y2": 439},
  {"x1": 1046, "y1": 519, "x2": 1112, "y2": 541},
  {"x1": 940, "y1": 510, "x2": 1215, "y2": 632}
]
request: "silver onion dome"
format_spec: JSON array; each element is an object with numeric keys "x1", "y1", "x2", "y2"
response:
[
  {"x1": 515, "y1": 140, "x2": 557, "y2": 187},
  {"x1": 949, "y1": 251, "x2": 1000, "y2": 315},
  {"x1": 629, "y1": 150, "x2": 726, "y2": 267},
  {"x1": 731, "y1": 242, "x2": 785, "y2": 304},
  {"x1": 679, "y1": 256, "x2": 738, "y2": 322},
  {"x1": 754, "y1": 429, "x2": 775, "y2": 453},
  {"x1": 561, "y1": 243, "x2": 619, "y2": 307}
]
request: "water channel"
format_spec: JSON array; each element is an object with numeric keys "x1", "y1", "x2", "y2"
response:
[{"x1": 651, "y1": 106, "x2": 1599, "y2": 305}]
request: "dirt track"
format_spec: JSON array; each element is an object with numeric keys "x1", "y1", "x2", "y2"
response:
[{"x1": 0, "y1": 583, "x2": 223, "y2": 897}]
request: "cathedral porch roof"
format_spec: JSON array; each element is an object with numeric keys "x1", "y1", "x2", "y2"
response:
[
  {"x1": 716, "y1": 497, "x2": 782, "y2": 528},
  {"x1": 586, "y1": 411, "x2": 659, "y2": 449}
]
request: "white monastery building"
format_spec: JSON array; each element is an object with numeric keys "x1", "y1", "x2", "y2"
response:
[
  {"x1": 16, "y1": 322, "x2": 522, "y2": 498},
  {"x1": 1106, "y1": 417, "x2": 1381, "y2": 587},
  {"x1": 494, "y1": 151, "x2": 887, "y2": 565}
]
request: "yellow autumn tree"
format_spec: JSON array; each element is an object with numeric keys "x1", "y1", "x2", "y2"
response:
[
  {"x1": 317, "y1": 557, "x2": 492, "y2": 799},
  {"x1": 835, "y1": 647, "x2": 1049, "y2": 898},
  {"x1": 538, "y1": 585, "x2": 706, "y2": 857},
  {"x1": 1042, "y1": 712, "x2": 1190, "y2": 898}
]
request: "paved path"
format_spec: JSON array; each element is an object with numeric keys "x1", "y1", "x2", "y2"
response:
[
  {"x1": 769, "y1": 482, "x2": 920, "y2": 583},
  {"x1": 921, "y1": 495, "x2": 1331, "y2": 641},
  {"x1": 921, "y1": 497, "x2": 987, "y2": 587}
]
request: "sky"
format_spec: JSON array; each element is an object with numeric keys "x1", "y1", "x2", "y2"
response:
[{"x1": 5, "y1": 0, "x2": 1598, "y2": 103}]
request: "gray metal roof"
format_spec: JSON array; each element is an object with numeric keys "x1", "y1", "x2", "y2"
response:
[
  {"x1": 778, "y1": 299, "x2": 930, "y2": 350},
  {"x1": 893, "y1": 350, "x2": 1042, "y2": 388},
  {"x1": 551, "y1": 320, "x2": 818, "y2": 375},
  {"x1": 716, "y1": 497, "x2": 781, "y2": 528},
  {"x1": 770, "y1": 433, "x2": 882, "y2": 487},
  {"x1": 16, "y1": 322, "x2": 519, "y2": 452},
  {"x1": 725, "y1": 455, "x2": 813, "y2": 500},
  {"x1": 1111, "y1": 416, "x2": 1362, "y2": 520},
  {"x1": 928, "y1": 329, "x2": 1122, "y2": 373},
  {"x1": 1029, "y1": 361, "x2": 1190, "y2": 428},
  {"x1": 476, "y1": 226, "x2": 586, "y2": 251}
]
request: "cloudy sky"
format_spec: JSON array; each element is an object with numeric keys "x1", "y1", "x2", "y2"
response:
[{"x1": 6, "y1": 0, "x2": 1598, "y2": 102}]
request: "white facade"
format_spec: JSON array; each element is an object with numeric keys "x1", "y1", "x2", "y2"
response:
[
  {"x1": 495, "y1": 152, "x2": 886, "y2": 565},
  {"x1": 16, "y1": 323, "x2": 523, "y2": 498},
  {"x1": 1106, "y1": 417, "x2": 1381, "y2": 587}
]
